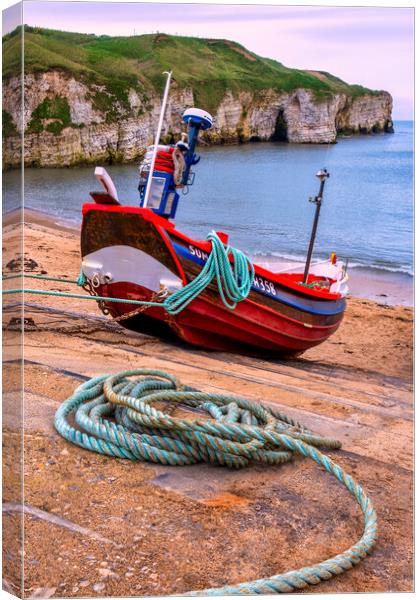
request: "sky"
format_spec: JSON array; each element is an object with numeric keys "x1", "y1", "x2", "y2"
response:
[{"x1": 2, "y1": 1, "x2": 414, "y2": 119}]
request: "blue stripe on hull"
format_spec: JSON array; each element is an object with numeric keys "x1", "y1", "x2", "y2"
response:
[{"x1": 172, "y1": 241, "x2": 346, "y2": 317}]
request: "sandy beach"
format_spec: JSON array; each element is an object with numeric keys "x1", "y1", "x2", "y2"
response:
[{"x1": 2, "y1": 209, "x2": 413, "y2": 596}]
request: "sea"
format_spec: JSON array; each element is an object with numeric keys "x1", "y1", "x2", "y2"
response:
[{"x1": 3, "y1": 120, "x2": 414, "y2": 306}]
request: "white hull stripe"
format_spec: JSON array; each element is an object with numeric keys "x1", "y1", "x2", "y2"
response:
[{"x1": 82, "y1": 245, "x2": 182, "y2": 292}]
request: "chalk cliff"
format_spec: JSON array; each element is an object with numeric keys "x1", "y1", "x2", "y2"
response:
[
  {"x1": 2, "y1": 71, "x2": 393, "y2": 169},
  {"x1": 2, "y1": 28, "x2": 393, "y2": 169}
]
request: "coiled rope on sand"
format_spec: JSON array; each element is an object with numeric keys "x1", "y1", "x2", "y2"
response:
[{"x1": 55, "y1": 368, "x2": 377, "y2": 595}]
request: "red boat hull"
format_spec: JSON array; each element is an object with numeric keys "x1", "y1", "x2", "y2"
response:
[{"x1": 81, "y1": 204, "x2": 346, "y2": 356}]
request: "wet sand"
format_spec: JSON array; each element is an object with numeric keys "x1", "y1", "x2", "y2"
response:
[{"x1": 2, "y1": 210, "x2": 414, "y2": 596}]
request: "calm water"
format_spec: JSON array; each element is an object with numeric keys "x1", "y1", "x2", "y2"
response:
[{"x1": 3, "y1": 121, "x2": 413, "y2": 277}]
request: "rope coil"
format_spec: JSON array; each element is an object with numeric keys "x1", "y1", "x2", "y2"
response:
[{"x1": 55, "y1": 368, "x2": 377, "y2": 595}]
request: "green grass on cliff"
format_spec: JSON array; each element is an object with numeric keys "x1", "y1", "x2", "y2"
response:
[
  {"x1": 3, "y1": 25, "x2": 383, "y2": 115},
  {"x1": 2, "y1": 109, "x2": 18, "y2": 137},
  {"x1": 27, "y1": 95, "x2": 74, "y2": 134}
]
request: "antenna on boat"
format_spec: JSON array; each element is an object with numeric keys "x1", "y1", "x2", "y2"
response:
[
  {"x1": 143, "y1": 70, "x2": 172, "y2": 208},
  {"x1": 303, "y1": 168, "x2": 330, "y2": 284}
]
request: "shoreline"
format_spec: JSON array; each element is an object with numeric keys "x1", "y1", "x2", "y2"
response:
[
  {"x1": 8, "y1": 207, "x2": 413, "y2": 308},
  {"x1": 1, "y1": 129, "x2": 397, "y2": 171}
]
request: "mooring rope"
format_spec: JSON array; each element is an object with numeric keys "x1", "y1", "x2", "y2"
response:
[
  {"x1": 55, "y1": 368, "x2": 377, "y2": 595},
  {"x1": 2, "y1": 231, "x2": 254, "y2": 315}
]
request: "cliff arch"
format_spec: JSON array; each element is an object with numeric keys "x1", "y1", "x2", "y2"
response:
[{"x1": 271, "y1": 108, "x2": 288, "y2": 142}]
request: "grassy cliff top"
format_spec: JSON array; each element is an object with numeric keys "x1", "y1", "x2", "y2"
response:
[{"x1": 3, "y1": 26, "x2": 383, "y2": 112}]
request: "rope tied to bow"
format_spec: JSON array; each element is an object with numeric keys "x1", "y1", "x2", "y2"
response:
[{"x1": 3, "y1": 231, "x2": 255, "y2": 315}]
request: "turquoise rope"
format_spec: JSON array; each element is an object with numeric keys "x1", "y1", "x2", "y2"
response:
[
  {"x1": 3, "y1": 288, "x2": 164, "y2": 307},
  {"x1": 2, "y1": 274, "x2": 80, "y2": 284},
  {"x1": 55, "y1": 368, "x2": 377, "y2": 595},
  {"x1": 2, "y1": 231, "x2": 254, "y2": 315},
  {"x1": 76, "y1": 268, "x2": 87, "y2": 286},
  {"x1": 164, "y1": 231, "x2": 254, "y2": 314}
]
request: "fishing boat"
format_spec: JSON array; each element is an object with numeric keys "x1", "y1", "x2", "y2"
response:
[{"x1": 80, "y1": 72, "x2": 348, "y2": 356}]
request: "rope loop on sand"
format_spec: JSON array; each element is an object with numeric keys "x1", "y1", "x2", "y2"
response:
[
  {"x1": 54, "y1": 368, "x2": 377, "y2": 595},
  {"x1": 3, "y1": 231, "x2": 255, "y2": 315}
]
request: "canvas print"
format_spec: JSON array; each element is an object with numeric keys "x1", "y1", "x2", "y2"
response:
[{"x1": 2, "y1": 1, "x2": 414, "y2": 597}]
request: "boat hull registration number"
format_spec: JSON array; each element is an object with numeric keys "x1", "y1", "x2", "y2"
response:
[{"x1": 185, "y1": 244, "x2": 277, "y2": 297}]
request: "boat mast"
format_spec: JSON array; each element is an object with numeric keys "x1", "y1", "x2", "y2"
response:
[
  {"x1": 143, "y1": 70, "x2": 172, "y2": 208},
  {"x1": 303, "y1": 169, "x2": 330, "y2": 284}
]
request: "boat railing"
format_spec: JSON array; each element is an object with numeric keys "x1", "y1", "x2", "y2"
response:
[{"x1": 273, "y1": 258, "x2": 333, "y2": 274}]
